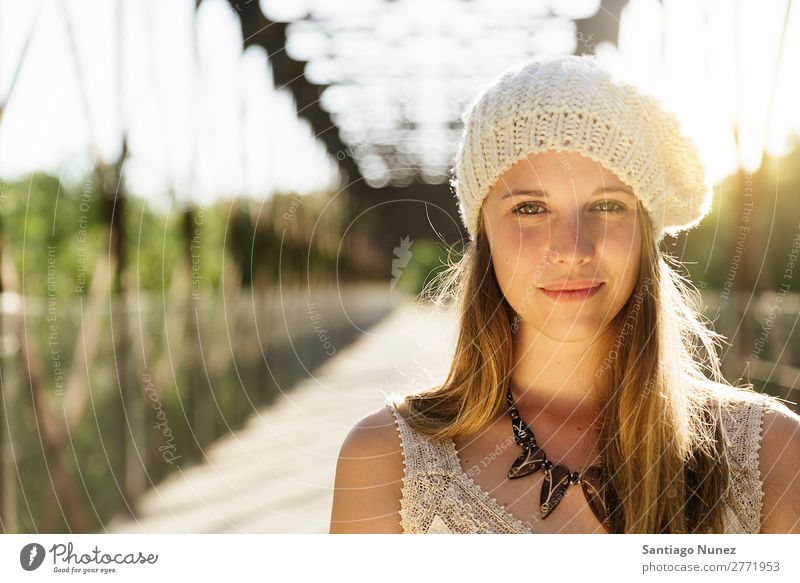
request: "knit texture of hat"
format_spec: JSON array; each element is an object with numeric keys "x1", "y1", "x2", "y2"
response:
[{"x1": 449, "y1": 55, "x2": 713, "y2": 244}]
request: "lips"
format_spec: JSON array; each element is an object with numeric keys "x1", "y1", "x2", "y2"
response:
[
  {"x1": 540, "y1": 281, "x2": 603, "y2": 292},
  {"x1": 539, "y1": 282, "x2": 604, "y2": 302}
]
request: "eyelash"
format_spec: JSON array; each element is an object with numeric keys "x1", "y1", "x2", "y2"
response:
[{"x1": 512, "y1": 201, "x2": 626, "y2": 216}]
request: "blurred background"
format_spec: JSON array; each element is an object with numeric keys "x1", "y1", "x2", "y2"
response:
[{"x1": 0, "y1": 0, "x2": 798, "y2": 534}]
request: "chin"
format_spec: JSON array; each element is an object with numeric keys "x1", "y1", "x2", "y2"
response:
[{"x1": 528, "y1": 320, "x2": 605, "y2": 341}]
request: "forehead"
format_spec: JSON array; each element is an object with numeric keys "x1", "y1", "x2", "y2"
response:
[{"x1": 489, "y1": 150, "x2": 632, "y2": 195}]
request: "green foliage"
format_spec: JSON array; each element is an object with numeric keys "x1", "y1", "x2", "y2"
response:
[
  {"x1": 1, "y1": 173, "x2": 104, "y2": 297},
  {"x1": 391, "y1": 237, "x2": 459, "y2": 297}
]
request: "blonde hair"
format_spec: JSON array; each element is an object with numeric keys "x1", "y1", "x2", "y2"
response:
[{"x1": 396, "y1": 201, "x2": 778, "y2": 533}]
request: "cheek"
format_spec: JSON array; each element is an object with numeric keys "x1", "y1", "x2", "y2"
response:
[
  {"x1": 491, "y1": 229, "x2": 548, "y2": 295},
  {"x1": 597, "y1": 227, "x2": 642, "y2": 311},
  {"x1": 603, "y1": 226, "x2": 642, "y2": 281},
  {"x1": 493, "y1": 223, "x2": 549, "y2": 257}
]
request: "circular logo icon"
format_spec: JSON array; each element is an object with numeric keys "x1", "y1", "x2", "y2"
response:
[{"x1": 20, "y1": 543, "x2": 46, "y2": 571}]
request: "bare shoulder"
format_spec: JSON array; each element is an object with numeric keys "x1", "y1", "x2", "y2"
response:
[
  {"x1": 329, "y1": 405, "x2": 405, "y2": 534},
  {"x1": 758, "y1": 399, "x2": 800, "y2": 533}
]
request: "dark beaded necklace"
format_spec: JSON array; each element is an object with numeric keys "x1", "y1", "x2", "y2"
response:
[{"x1": 505, "y1": 387, "x2": 611, "y2": 527}]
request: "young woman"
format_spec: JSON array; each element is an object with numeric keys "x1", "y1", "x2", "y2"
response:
[{"x1": 329, "y1": 55, "x2": 800, "y2": 534}]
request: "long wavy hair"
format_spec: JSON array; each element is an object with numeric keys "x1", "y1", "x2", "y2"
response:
[{"x1": 394, "y1": 200, "x2": 777, "y2": 534}]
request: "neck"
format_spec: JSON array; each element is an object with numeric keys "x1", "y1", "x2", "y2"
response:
[{"x1": 509, "y1": 323, "x2": 606, "y2": 424}]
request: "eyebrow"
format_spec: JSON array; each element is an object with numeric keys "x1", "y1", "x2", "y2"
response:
[{"x1": 501, "y1": 186, "x2": 636, "y2": 199}]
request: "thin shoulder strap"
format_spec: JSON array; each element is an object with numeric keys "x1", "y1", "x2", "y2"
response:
[{"x1": 385, "y1": 400, "x2": 459, "y2": 477}]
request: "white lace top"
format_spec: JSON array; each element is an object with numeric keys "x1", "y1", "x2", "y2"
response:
[{"x1": 386, "y1": 390, "x2": 775, "y2": 534}]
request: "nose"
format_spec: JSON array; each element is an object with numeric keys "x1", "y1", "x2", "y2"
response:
[{"x1": 545, "y1": 216, "x2": 594, "y2": 266}]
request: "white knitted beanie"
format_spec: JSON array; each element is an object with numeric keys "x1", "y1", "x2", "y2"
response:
[{"x1": 450, "y1": 54, "x2": 713, "y2": 244}]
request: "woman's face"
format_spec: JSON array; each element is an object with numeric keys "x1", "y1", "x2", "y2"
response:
[{"x1": 481, "y1": 150, "x2": 643, "y2": 342}]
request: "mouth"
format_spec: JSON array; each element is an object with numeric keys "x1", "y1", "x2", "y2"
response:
[{"x1": 539, "y1": 282, "x2": 604, "y2": 302}]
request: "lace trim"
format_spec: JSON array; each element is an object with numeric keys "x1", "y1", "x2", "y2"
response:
[
  {"x1": 718, "y1": 393, "x2": 769, "y2": 533},
  {"x1": 388, "y1": 404, "x2": 411, "y2": 533},
  {"x1": 752, "y1": 397, "x2": 767, "y2": 533},
  {"x1": 444, "y1": 439, "x2": 534, "y2": 533},
  {"x1": 387, "y1": 402, "x2": 531, "y2": 533}
]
